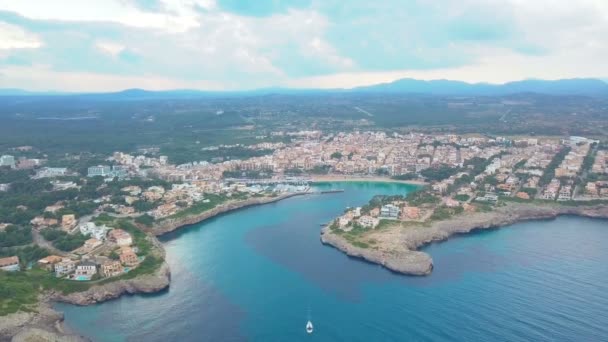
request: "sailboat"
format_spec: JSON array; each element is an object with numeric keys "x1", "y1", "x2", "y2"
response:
[{"x1": 306, "y1": 320, "x2": 314, "y2": 334}]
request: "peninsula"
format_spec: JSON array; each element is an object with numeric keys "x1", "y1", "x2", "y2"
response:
[{"x1": 320, "y1": 134, "x2": 608, "y2": 275}]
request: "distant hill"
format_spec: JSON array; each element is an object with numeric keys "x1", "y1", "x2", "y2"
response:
[
  {"x1": 351, "y1": 78, "x2": 608, "y2": 96},
  {"x1": 0, "y1": 88, "x2": 69, "y2": 96},
  {"x1": 1, "y1": 78, "x2": 607, "y2": 99}
]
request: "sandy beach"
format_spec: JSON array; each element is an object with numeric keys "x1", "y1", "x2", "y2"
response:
[{"x1": 311, "y1": 174, "x2": 427, "y2": 185}]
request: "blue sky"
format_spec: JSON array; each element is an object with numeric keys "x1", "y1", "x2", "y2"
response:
[{"x1": 0, "y1": 0, "x2": 607, "y2": 91}]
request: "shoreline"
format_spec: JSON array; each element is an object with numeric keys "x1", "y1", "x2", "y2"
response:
[
  {"x1": 320, "y1": 203, "x2": 608, "y2": 276},
  {"x1": 148, "y1": 191, "x2": 310, "y2": 236},
  {"x1": 311, "y1": 175, "x2": 427, "y2": 185},
  {"x1": 1, "y1": 234, "x2": 171, "y2": 341},
  {"x1": 2, "y1": 191, "x2": 310, "y2": 341}
]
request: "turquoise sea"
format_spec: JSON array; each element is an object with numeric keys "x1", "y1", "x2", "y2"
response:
[{"x1": 57, "y1": 182, "x2": 608, "y2": 341}]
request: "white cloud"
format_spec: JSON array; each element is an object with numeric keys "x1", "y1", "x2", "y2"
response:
[
  {"x1": 0, "y1": 64, "x2": 224, "y2": 91},
  {"x1": 1, "y1": 0, "x2": 608, "y2": 90},
  {"x1": 96, "y1": 41, "x2": 126, "y2": 57},
  {"x1": 0, "y1": 0, "x2": 201, "y2": 33},
  {"x1": 0, "y1": 21, "x2": 41, "y2": 49}
]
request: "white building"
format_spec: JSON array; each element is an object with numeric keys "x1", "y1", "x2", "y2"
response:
[
  {"x1": 380, "y1": 204, "x2": 400, "y2": 219},
  {"x1": 75, "y1": 261, "x2": 97, "y2": 280},
  {"x1": 0, "y1": 155, "x2": 16, "y2": 169},
  {"x1": 88, "y1": 165, "x2": 112, "y2": 177},
  {"x1": 54, "y1": 259, "x2": 76, "y2": 277},
  {"x1": 79, "y1": 223, "x2": 111, "y2": 241}
]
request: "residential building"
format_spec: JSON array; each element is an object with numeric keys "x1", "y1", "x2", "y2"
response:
[
  {"x1": 87, "y1": 165, "x2": 112, "y2": 177},
  {"x1": 119, "y1": 247, "x2": 139, "y2": 266},
  {"x1": 75, "y1": 261, "x2": 97, "y2": 280},
  {"x1": 37, "y1": 167, "x2": 68, "y2": 178},
  {"x1": 37, "y1": 255, "x2": 63, "y2": 271},
  {"x1": 380, "y1": 204, "x2": 400, "y2": 219},
  {"x1": 79, "y1": 222, "x2": 110, "y2": 241},
  {"x1": 0, "y1": 256, "x2": 20, "y2": 271},
  {"x1": 101, "y1": 260, "x2": 124, "y2": 278},
  {"x1": 54, "y1": 259, "x2": 76, "y2": 277},
  {"x1": 109, "y1": 229, "x2": 133, "y2": 246}
]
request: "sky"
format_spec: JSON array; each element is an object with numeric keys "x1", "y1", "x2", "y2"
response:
[{"x1": 0, "y1": 0, "x2": 607, "y2": 92}]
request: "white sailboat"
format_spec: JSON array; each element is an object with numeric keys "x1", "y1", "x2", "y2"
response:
[{"x1": 306, "y1": 320, "x2": 314, "y2": 334}]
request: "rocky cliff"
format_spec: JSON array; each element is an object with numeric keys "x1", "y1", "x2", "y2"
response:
[
  {"x1": 52, "y1": 261, "x2": 170, "y2": 306},
  {"x1": 321, "y1": 203, "x2": 608, "y2": 276}
]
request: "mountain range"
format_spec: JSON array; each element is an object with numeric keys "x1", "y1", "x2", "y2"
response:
[{"x1": 1, "y1": 78, "x2": 607, "y2": 99}]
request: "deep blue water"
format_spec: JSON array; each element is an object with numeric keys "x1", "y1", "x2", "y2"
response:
[{"x1": 57, "y1": 182, "x2": 608, "y2": 341}]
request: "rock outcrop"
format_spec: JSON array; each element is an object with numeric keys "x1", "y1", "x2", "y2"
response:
[
  {"x1": 0, "y1": 301, "x2": 88, "y2": 342},
  {"x1": 321, "y1": 203, "x2": 608, "y2": 276},
  {"x1": 52, "y1": 261, "x2": 170, "y2": 306}
]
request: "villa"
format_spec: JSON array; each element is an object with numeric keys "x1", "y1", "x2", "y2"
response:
[
  {"x1": 109, "y1": 229, "x2": 133, "y2": 246},
  {"x1": 101, "y1": 260, "x2": 124, "y2": 278},
  {"x1": 54, "y1": 259, "x2": 76, "y2": 277},
  {"x1": 74, "y1": 261, "x2": 97, "y2": 280}
]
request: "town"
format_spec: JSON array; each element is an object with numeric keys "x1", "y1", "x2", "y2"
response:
[{"x1": 1, "y1": 131, "x2": 607, "y2": 280}]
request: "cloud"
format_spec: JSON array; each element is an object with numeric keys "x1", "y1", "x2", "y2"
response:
[
  {"x1": 0, "y1": 0, "x2": 607, "y2": 91},
  {"x1": 0, "y1": 21, "x2": 41, "y2": 49}
]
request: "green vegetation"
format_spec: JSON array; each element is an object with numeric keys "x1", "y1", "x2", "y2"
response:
[
  {"x1": 430, "y1": 206, "x2": 464, "y2": 221},
  {"x1": 135, "y1": 214, "x2": 155, "y2": 227},
  {"x1": 165, "y1": 194, "x2": 228, "y2": 220},
  {"x1": 40, "y1": 229, "x2": 88, "y2": 252},
  {"x1": 0, "y1": 168, "x2": 31, "y2": 184},
  {"x1": 330, "y1": 152, "x2": 343, "y2": 159},
  {"x1": 118, "y1": 220, "x2": 153, "y2": 255},
  {"x1": 454, "y1": 194, "x2": 470, "y2": 202},
  {"x1": 420, "y1": 165, "x2": 460, "y2": 181},
  {"x1": 539, "y1": 147, "x2": 571, "y2": 186},
  {"x1": 0, "y1": 245, "x2": 50, "y2": 266},
  {"x1": 0, "y1": 271, "x2": 39, "y2": 315},
  {"x1": 391, "y1": 173, "x2": 418, "y2": 181},
  {"x1": 309, "y1": 165, "x2": 331, "y2": 175},
  {"x1": 514, "y1": 159, "x2": 528, "y2": 170},
  {"x1": 0, "y1": 225, "x2": 32, "y2": 247},
  {"x1": 405, "y1": 190, "x2": 439, "y2": 206}
]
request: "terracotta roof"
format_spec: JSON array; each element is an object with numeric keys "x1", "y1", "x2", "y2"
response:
[{"x1": 0, "y1": 256, "x2": 19, "y2": 267}]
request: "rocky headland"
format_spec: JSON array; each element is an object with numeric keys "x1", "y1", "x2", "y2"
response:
[{"x1": 321, "y1": 203, "x2": 608, "y2": 276}]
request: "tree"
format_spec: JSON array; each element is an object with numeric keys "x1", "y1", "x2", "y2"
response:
[
  {"x1": 135, "y1": 214, "x2": 155, "y2": 227},
  {"x1": 330, "y1": 152, "x2": 343, "y2": 159}
]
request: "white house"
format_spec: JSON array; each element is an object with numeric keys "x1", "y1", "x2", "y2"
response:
[
  {"x1": 54, "y1": 259, "x2": 76, "y2": 277},
  {"x1": 75, "y1": 261, "x2": 97, "y2": 280},
  {"x1": 79, "y1": 222, "x2": 111, "y2": 241}
]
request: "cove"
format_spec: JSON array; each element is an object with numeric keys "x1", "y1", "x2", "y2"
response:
[{"x1": 56, "y1": 182, "x2": 608, "y2": 341}]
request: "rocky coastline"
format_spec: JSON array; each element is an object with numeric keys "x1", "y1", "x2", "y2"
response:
[
  {"x1": 149, "y1": 192, "x2": 307, "y2": 236},
  {"x1": 1, "y1": 192, "x2": 309, "y2": 342},
  {"x1": 0, "y1": 234, "x2": 170, "y2": 342},
  {"x1": 321, "y1": 203, "x2": 608, "y2": 276}
]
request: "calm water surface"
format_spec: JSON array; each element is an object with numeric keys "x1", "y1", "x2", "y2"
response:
[{"x1": 57, "y1": 182, "x2": 608, "y2": 341}]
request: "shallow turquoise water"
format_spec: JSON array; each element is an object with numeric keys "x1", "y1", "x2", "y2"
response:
[{"x1": 57, "y1": 182, "x2": 608, "y2": 341}]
